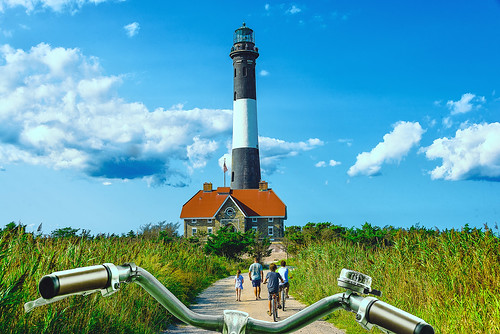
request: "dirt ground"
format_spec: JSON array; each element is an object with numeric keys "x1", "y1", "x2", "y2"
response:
[{"x1": 164, "y1": 244, "x2": 345, "y2": 333}]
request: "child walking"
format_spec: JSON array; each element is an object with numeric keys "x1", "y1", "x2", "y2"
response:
[{"x1": 235, "y1": 269, "x2": 244, "y2": 301}]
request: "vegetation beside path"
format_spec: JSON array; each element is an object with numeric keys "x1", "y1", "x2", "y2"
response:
[
  {"x1": 286, "y1": 222, "x2": 500, "y2": 334},
  {"x1": 0, "y1": 222, "x2": 250, "y2": 333},
  {"x1": 4, "y1": 220, "x2": 499, "y2": 333}
]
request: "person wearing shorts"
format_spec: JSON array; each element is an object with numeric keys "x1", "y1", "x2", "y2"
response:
[
  {"x1": 263, "y1": 263, "x2": 284, "y2": 316},
  {"x1": 248, "y1": 257, "x2": 263, "y2": 300}
]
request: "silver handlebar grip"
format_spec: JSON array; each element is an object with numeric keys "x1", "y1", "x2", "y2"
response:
[
  {"x1": 366, "y1": 300, "x2": 434, "y2": 334},
  {"x1": 38, "y1": 265, "x2": 111, "y2": 299}
]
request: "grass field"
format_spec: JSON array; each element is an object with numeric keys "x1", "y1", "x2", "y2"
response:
[
  {"x1": 0, "y1": 224, "x2": 233, "y2": 333},
  {"x1": 3, "y1": 222, "x2": 499, "y2": 333},
  {"x1": 290, "y1": 225, "x2": 500, "y2": 333}
]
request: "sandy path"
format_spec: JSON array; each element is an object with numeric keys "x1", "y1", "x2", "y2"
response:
[{"x1": 164, "y1": 270, "x2": 345, "y2": 333}]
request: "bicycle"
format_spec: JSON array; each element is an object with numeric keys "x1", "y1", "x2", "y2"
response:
[
  {"x1": 270, "y1": 291, "x2": 279, "y2": 322},
  {"x1": 25, "y1": 263, "x2": 435, "y2": 334},
  {"x1": 263, "y1": 282, "x2": 279, "y2": 322},
  {"x1": 279, "y1": 284, "x2": 286, "y2": 312}
]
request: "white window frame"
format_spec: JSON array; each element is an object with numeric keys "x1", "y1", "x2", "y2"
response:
[
  {"x1": 207, "y1": 219, "x2": 213, "y2": 224},
  {"x1": 207, "y1": 227, "x2": 213, "y2": 234},
  {"x1": 252, "y1": 225, "x2": 258, "y2": 232},
  {"x1": 268, "y1": 226, "x2": 274, "y2": 236},
  {"x1": 192, "y1": 219, "x2": 197, "y2": 224},
  {"x1": 252, "y1": 217, "x2": 258, "y2": 223},
  {"x1": 268, "y1": 218, "x2": 274, "y2": 223},
  {"x1": 192, "y1": 227, "x2": 197, "y2": 235}
]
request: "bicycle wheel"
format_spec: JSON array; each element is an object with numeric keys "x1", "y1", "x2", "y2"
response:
[
  {"x1": 281, "y1": 287, "x2": 286, "y2": 311},
  {"x1": 272, "y1": 296, "x2": 278, "y2": 322}
]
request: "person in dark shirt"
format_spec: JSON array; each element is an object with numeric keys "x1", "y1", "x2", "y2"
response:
[{"x1": 263, "y1": 263, "x2": 284, "y2": 316}]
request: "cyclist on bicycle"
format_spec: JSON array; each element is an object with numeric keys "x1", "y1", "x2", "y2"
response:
[
  {"x1": 278, "y1": 260, "x2": 290, "y2": 299},
  {"x1": 263, "y1": 263, "x2": 284, "y2": 316}
]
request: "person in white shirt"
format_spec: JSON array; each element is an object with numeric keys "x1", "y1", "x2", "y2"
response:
[{"x1": 278, "y1": 260, "x2": 290, "y2": 299}]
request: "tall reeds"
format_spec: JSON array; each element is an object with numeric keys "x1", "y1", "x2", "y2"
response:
[
  {"x1": 291, "y1": 225, "x2": 500, "y2": 333},
  {"x1": 0, "y1": 225, "x2": 230, "y2": 333}
]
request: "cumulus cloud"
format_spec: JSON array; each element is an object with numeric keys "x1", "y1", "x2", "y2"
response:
[
  {"x1": 218, "y1": 137, "x2": 322, "y2": 175},
  {"x1": 447, "y1": 93, "x2": 485, "y2": 115},
  {"x1": 259, "y1": 137, "x2": 323, "y2": 174},
  {"x1": 421, "y1": 122, "x2": 500, "y2": 181},
  {"x1": 218, "y1": 137, "x2": 323, "y2": 175},
  {"x1": 187, "y1": 136, "x2": 218, "y2": 170},
  {"x1": 124, "y1": 22, "x2": 140, "y2": 37},
  {"x1": 0, "y1": 43, "x2": 232, "y2": 186},
  {"x1": 0, "y1": 0, "x2": 116, "y2": 13},
  {"x1": 315, "y1": 159, "x2": 341, "y2": 167},
  {"x1": 348, "y1": 121, "x2": 424, "y2": 177}
]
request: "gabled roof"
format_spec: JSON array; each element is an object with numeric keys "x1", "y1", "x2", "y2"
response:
[{"x1": 180, "y1": 187, "x2": 286, "y2": 219}]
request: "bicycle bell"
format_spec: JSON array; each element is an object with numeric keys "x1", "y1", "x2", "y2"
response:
[{"x1": 337, "y1": 269, "x2": 381, "y2": 296}]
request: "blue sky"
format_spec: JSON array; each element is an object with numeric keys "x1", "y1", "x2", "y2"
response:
[{"x1": 1, "y1": 0, "x2": 499, "y2": 235}]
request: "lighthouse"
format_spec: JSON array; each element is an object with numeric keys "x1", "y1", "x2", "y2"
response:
[
  {"x1": 230, "y1": 23, "x2": 261, "y2": 189},
  {"x1": 180, "y1": 24, "x2": 287, "y2": 241}
]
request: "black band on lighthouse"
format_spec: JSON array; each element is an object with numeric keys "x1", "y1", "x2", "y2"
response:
[{"x1": 231, "y1": 147, "x2": 261, "y2": 189}]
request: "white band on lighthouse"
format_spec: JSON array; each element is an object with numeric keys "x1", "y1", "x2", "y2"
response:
[{"x1": 232, "y1": 98, "x2": 258, "y2": 149}]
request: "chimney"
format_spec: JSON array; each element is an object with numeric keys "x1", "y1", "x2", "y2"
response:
[
  {"x1": 259, "y1": 181, "x2": 268, "y2": 191},
  {"x1": 203, "y1": 182, "x2": 213, "y2": 192}
]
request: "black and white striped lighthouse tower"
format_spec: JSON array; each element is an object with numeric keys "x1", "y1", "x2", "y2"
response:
[{"x1": 230, "y1": 23, "x2": 261, "y2": 189}]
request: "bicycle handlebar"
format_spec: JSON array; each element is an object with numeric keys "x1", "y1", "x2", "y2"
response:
[{"x1": 26, "y1": 263, "x2": 434, "y2": 334}]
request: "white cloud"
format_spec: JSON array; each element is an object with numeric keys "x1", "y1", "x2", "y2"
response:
[
  {"x1": 338, "y1": 138, "x2": 353, "y2": 147},
  {"x1": 286, "y1": 5, "x2": 301, "y2": 14},
  {"x1": 0, "y1": 43, "x2": 232, "y2": 186},
  {"x1": 259, "y1": 137, "x2": 323, "y2": 174},
  {"x1": 0, "y1": 0, "x2": 116, "y2": 13},
  {"x1": 259, "y1": 70, "x2": 269, "y2": 77},
  {"x1": 443, "y1": 117, "x2": 453, "y2": 129},
  {"x1": 316, "y1": 159, "x2": 340, "y2": 168},
  {"x1": 315, "y1": 161, "x2": 326, "y2": 167},
  {"x1": 446, "y1": 93, "x2": 485, "y2": 115},
  {"x1": 0, "y1": 42, "x2": 325, "y2": 186},
  {"x1": 348, "y1": 121, "x2": 424, "y2": 177},
  {"x1": 421, "y1": 122, "x2": 500, "y2": 181},
  {"x1": 124, "y1": 22, "x2": 140, "y2": 37},
  {"x1": 187, "y1": 136, "x2": 218, "y2": 170},
  {"x1": 264, "y1": 3, "x2": 269, "y2": 11}
]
